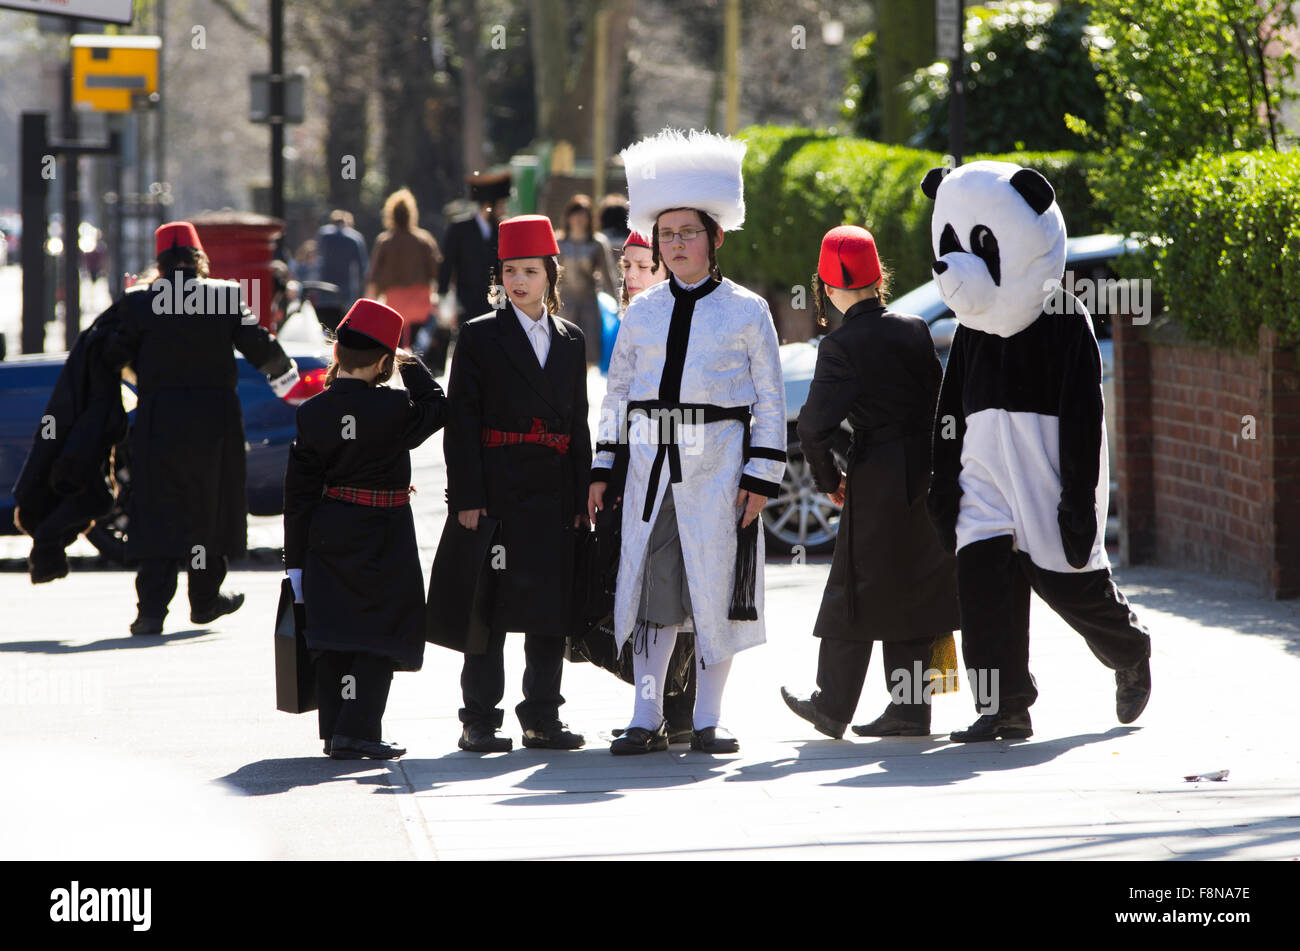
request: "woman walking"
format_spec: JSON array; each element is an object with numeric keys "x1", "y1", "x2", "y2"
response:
[
  {"x1": 367, "y1": 188, "x2": 442, "y2": 350},
  {"x1": 556, "y1": 194, "x2": 615, "y2": 367}
]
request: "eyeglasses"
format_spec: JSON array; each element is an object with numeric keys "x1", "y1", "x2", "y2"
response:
[{"x1": 656, "y1": 227, "x2": 707, "y2": 244}]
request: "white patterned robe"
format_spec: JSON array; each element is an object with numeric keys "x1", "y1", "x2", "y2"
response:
[{"x1": 591, "y1": 276, "x2": 786, "y2": 664}]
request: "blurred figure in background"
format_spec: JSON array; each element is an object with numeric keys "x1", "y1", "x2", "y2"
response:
[
  {"x1": 366, "y1": 189, "x2": 441, "y2": 351},
  {"x1": 598, "y1": 193, "x2": 632, "y2": 284},
  {"x1": 438, "y1": 171, "x2": 512, "y2": 375},
  {"x1": 312, "y1": 210, "x2": 368, "y2": 332},
  {"x1": 556, "y1": 194, "x2": 615, "y2": 367}
]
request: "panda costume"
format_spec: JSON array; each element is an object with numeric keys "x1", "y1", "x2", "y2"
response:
[{"x1": 922, "y1": 161, "x2": 1152, "y2": 741}]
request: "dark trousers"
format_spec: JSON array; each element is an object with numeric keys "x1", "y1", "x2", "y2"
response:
[
  {"x1": 663, "y1": 649, "x2": 696, "y2": 733},
  {"x1": 315, "y1": 650, "x2": 394, "y2": 741},
  {"x1": 135, "y1": 555, "x2": 227, "y2": 619},
  {"x1": 957, "y1": 534, "x2": 1151, "y2": 713},
  {"x1": 813, "y1": 635, "x2": 937, "y2": 725},
  {"x1": 459, "y1": 630, "x2": 566, "y2": 731}
]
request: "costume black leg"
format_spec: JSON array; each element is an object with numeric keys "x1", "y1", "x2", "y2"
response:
[
  {"x1": 332, "y1": 652, "x2": 394, "y2": 741},
  {"x1": 663, "y1": 641, "x2": 696, "y2": 735},
  {"x1": 315, "y1": 649, "x2": 350, "y2": 741},
  {"x1": 516, "y1": 633, "x2": 566, "y2": 730},
  {"x1": 957, "y1": 535, "x2": 1035, "y2": 713},
  {"x1": 1019, "y1": 556, "x2": 1151, "y2": 670},
  {"x1": 135, "y1": 557, "x2": 180, "y2": 619},
  {"x1": 459, "y1": 628, "x2": 508, "y2": 729},
  {"x1": 813, "y1": 636, "x2": 872, "y2": 724},
  {"x1": 882, "y1": 636, "x2": 939, "y2": 723},
  {"x1": 186, "y1": 554, "x2": 228, "y2": 615}
]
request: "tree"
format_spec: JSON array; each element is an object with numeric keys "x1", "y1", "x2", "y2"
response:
[{"x1": 875, "y1": 0, "x2": 935, "y2": 144}]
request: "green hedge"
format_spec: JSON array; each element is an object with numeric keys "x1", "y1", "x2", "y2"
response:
[
  {"x1": 725, "y1": 125, "x2": 1106, "y2": 298},
  {"x1": 1140, "y1": 151, "x2": 1300, "y2": 349}
]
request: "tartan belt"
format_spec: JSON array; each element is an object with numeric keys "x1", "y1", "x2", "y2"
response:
[
  {"x1": 324, "y1": 485, "x2": 414, "y2": 507},
  {"x1": 480, "y1": 417, "x2": 570, "y2": 454}
]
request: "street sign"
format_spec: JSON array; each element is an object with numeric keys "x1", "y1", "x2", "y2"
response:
[
  {"x1": 71, "y1": 34, "x2": 160, "y2": 112},
  {"x1": 249, "y1": 71, "x2": 306, "y2": 124},
  {"x1": 0, "y1": 0, "x2": 132, "y2": 25},
  {"x1": 936, "y1": 0, "x2": 962, "y2": 61}
]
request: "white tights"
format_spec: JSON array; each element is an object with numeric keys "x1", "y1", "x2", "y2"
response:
[{"x1": 628, "y1": 625, "x2": 733, "y2": 731}]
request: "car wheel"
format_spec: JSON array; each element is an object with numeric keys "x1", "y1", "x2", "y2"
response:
[{"x1": 762, "y1": 434, "x2": 844, "y2": 556}]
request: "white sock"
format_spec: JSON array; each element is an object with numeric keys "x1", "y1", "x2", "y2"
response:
[
  {"x1": 628, "y1": 624, "x2": 678, "y2": 731},
  {"x1": 692, "y1": 653, "x2": 733, "y2": 730}
]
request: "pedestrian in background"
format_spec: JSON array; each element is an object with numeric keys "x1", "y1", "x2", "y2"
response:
[
  {"x1": 438, "y1": 171, "x2": 512, "y2": 374},
  {"x1": 312, "y1": 210, "x2": 368, "y2": 332},
  {"x1": 284, "y1": 299, "x2": 447, "y2": 760},
  {"x1": 598, "y1": 192, "x2": 632, "y2": 284},
  {"x1": 366, "y1": 189, "x2": 441, "y2": 350},
  {"x1": 781, "y1": 226, "x2": 960, "y2": 739},
  {"x1": 106, "y1": 222, "x2": 302, "y2": 636},
  {"x1": 441, "y1": 215, "x2": 592, "y2": 754},
  {"x1": 556, "y1": 194, "x2": 615, "y2": 367}
]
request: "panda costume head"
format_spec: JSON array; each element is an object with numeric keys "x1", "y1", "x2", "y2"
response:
[{"x1": 921, "y1": 160, "x2": 1066, "y2": 338}]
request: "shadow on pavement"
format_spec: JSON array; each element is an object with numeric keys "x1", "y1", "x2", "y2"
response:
[
  {"x1": 725, "y1": 728, "x2": 1137, "y2": 789},
  {"x1": 217, "y1": 757, "x2": 400, "y2": 796},
  {"x1": 0, "y1": 629, "x2": 214, "y2": 653}
]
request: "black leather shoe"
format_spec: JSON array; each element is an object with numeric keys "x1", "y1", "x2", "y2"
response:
[
  {"x1": 458, "y1": 724, "x2": 512, "y2": 753},
  {"x1": 667, "y1": 723, "x2": 694, "y2": 745},
  {"x1": 690, "y1": 726, "x2": 740, "y2": 753},
  {"x1": 322, "y1": 739, "x2": 332, "y2": 756},
  {"x1": 130, "y1": 615, "x2": 164, "y2": 636},
  {"x1": 851, "y1": 704, "x2": 931, "y2": 737},
  {"x1": 329, "y1": 735, "x2": 405, "y2": 760},
  {"x1": 950, "y1": 710, "x2": 1033, "y2": 742},
  {"x1": 191, "y1": 592, "x2": 245, "y2": 625},
  {"x1": 522, "y1": 722, "x2": 585, "y2": 750},
  {"x1": 610, "y1": 723, "x2": 668, "y2": 755},
  {"x1": 780, "y1": 686, "x2": 847, "y2": 739},
  {"x1": 1116, "y1": 657, "x2": 1152, "y2": 724}
]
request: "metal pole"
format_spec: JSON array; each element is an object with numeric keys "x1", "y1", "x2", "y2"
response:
[
  {"x1": 155, "y1": 0, "x2": 166, "y2": 235},
  {"x1": 20, "y1": 112, "x2": 50, "y2": 355},
  {"x1": 724, "y1": 0, "x2": 739, "y2": 135},
  {"x1": 949, "y1": 0, "x2": 965, "y2": 166},
  {"x1": 135, "y1": 108, "x2": 147, "y2": 277},
  {"x1": 270, "y1": 0, "x2": 285, "y2": 226},
  {"x1": 109, "y1": 113, "x2": 125, "y2": 299},
  {"x1": 62, "y1": 19, "x2": 82, "y2": 350}
]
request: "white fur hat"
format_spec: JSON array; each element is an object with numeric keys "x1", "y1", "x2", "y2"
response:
[{"x1": 621, "y1": 128, "x2": 747, "y2": 236}]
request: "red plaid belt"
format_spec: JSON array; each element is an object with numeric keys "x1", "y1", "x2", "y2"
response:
[
  {"x1": 480, "y1": 417, "x2": 570, "y2": 454},
  {"x1": 324, "y1": 485, "x2": 415, "y2": 507}
]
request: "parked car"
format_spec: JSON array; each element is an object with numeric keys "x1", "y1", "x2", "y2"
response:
[
  {"x1": 0, "y1": 309, "x2": 331, "y2": 564},
  {"x1": 765, "y1": 234, "x2": 1142, "y2": 555}
]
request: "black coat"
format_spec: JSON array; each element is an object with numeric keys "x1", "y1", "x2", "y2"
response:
[
  {"x1": 796, "y1": 298, "x2": 960, "y2": 642},
  {"x1": 105, "y1": 276, "x2": 295, "y2": 561},
  {"x1": 12, "y1": 298, "x2": 127, "y2": 549},
  {"x1": 438, "y1": 217, "x2": 497, "y2": 324},
  {"x1": 442, "y1": 307, "x2": 592, "y2": 637},
  {"x1": 283, "y1": 358, "x2": 447, "y2": 670}
]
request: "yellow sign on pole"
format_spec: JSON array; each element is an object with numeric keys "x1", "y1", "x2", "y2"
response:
[{"x1": 71, "y1": 34, "x2": 161, "y2": 112}]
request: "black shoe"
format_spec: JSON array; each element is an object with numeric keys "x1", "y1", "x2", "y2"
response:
[
  {"x1": 950, "y1": 710, "x2": 1033, "y2": 742},
  {"x1": 522, "y1": 722, "x2": 585, "y2": 750},
  {"x1": 329, "y1": 735, "x2": 405, "y2": 760},
  {"x1": 130, "y1": 615, "x2": 164, "y2": 636},
  {"x1": 191, "y1": 592, "x2": 245, "y2": 625},
  {"x1": 851, "y1": 704, "x2": 931, "y2": 737},
  {"x1": 322, "y1": 739, "x2": 332, "y2": 756},
  {"x1": 780, "y1": 686, "x2": 847, "y2": 739},
  {"x1": 610, "y1": 723, "x2": 668, "y2": 755},
  {"x1": 690, "y1": 726, "x2": 740, "y2": 753},
  {"x1": 1116, "y1": 657, "x2": 1152, "y2": 724},
  {"x1": 667, "y1": 723, "x2": 694, "y2": 745},
  {"x1": 29, "y1": 547, "x2": 69, "y2": 584},
  {"x1": 458, "y1": 723, "x2": 512, "y2": 753}
]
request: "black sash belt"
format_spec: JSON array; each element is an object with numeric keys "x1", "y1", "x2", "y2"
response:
[{"x1": 627, "y1": 400, "x2": 751, "y2": 522}]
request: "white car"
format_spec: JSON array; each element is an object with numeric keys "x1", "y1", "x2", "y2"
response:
[{"x1": 765, "y1": 234, "x2": 1136, "y2": 555}]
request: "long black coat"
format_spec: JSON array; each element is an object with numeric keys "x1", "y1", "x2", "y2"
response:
[
  {"x1": 442, "y1": 307, "x2": 591, "y2": 637},
  {"x1": 438, "y1": 217, "x2": 497, "y2": 323},
  {"x1": 283, "y1": 358, "x2": 447, "y2": 670},
  {"x1": 106, "y1": 276, "x2": 294, "y2": 561},
  {"x1": 796, "y1": 298, "x2": 959, "y2": 642}
]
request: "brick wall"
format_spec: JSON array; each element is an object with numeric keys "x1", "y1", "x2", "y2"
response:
[{"x1": 1115, "y1": 320, "x2": 1300, "y2": 598}]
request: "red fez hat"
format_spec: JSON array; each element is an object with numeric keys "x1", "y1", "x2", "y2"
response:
[
  {"x1": 623, "y1": 230, "x2": 652, "y2": 251},
  {"x1": 817, "y1": 225, "x2": 881, "y2": 290},
  {"x1": 336, "y1": 299, "x2": 403, "y2": 354},
  {"x1": 498, "y1": 215, "x2": 560, "y2": 261},
  {"x1": 155, "y1": 221, "x2": 203, "y2": 258}
]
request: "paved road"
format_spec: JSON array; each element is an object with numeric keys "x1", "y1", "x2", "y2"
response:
[{"x1": 2, "y1": 367, "x2": 1299, "y2": 860}]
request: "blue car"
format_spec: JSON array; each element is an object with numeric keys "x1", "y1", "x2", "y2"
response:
[{"x1": 0, "y1": 342, "x2": 330, "y2": 563}]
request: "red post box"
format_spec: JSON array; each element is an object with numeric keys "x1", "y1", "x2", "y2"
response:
[{"x1": 191, "y1": 210, "x2": 283, "y2": 329}]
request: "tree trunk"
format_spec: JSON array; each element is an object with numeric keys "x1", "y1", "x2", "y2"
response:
[
  {"x1": 451, "y1": 0, "x2": 485, "y2": 176},
  {"x1": 876, "y1": 0, "x2": 936, "y2": 145}
]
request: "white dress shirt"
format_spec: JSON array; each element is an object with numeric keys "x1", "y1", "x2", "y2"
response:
[
  {"x1": 513, "y1": 301, "x2": 551, "y2": 367},
  {"x1": 475, "y1": 212, "x2": 491, "y2": 242}
]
